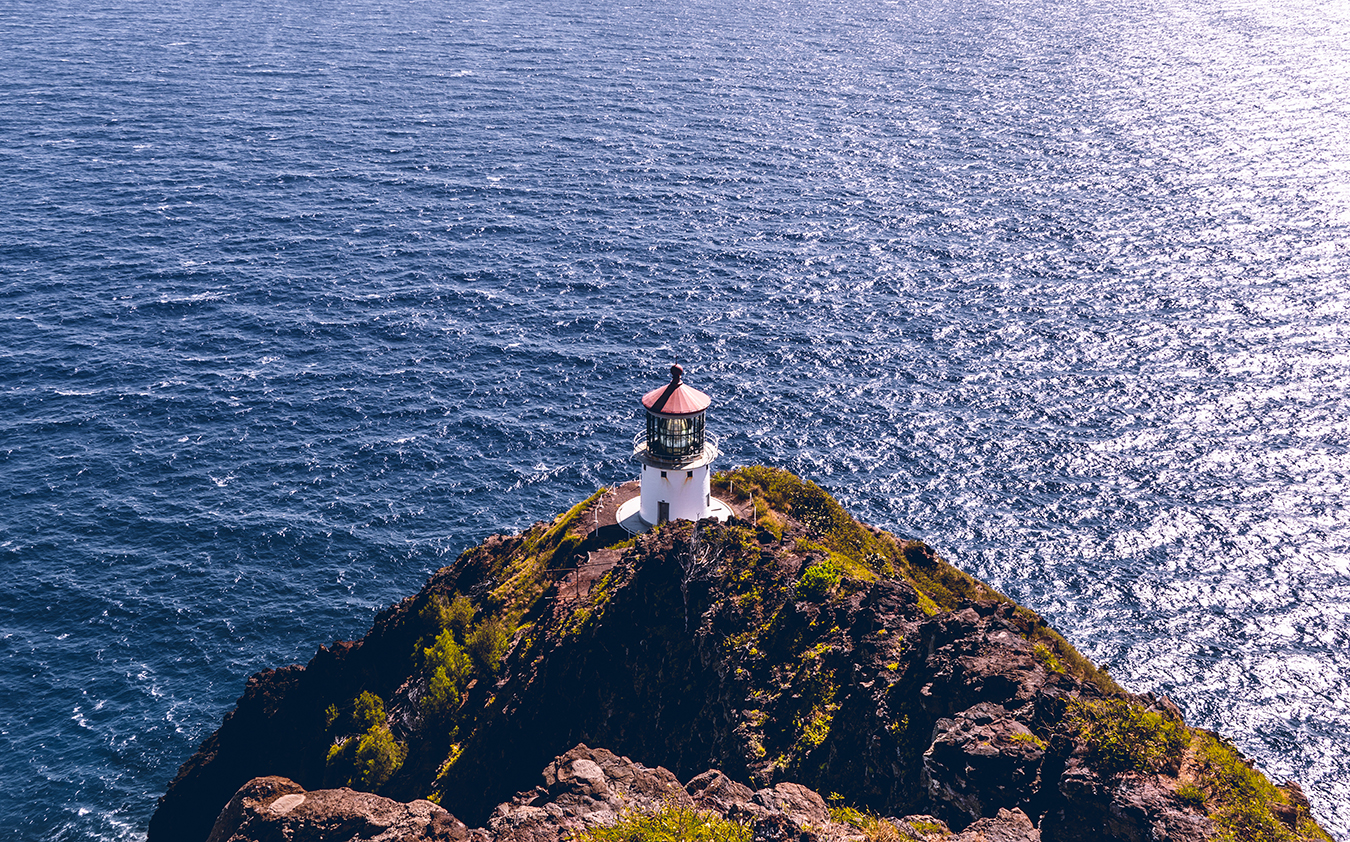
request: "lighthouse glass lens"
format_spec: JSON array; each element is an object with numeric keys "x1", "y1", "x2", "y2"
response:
[{"x1": 647, "y1": 413, "x2": 704, "y2": 461}]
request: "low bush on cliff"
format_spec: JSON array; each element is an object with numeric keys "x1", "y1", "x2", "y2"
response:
[
  {"x1": 1192, "y1": 732, "x2": 1333, "y2": 842},
  {"x1": 466, "y1": 616, "x2": 512, "y2": 675},
  {"x1": 574, "y1": 805, "x2": 751, "y2": 842},
  {"x1": 353, "y1": 690, "x2": 386, "y2": 730},
  {"x1": 722, "y1": 466, "x2": 894, "y2": 577},
  {"x1": 425, "y1": 593, "x2": 475, "y2": 639},
  {"x1": 721, "y1": 467, "x2": 1010, "y2": 617},
  {"x1": 353, "y1": 725, "x2": 407, "y2": 789},
  {"x1": 414, "y1": 589, "x2": 513, "y2": 717},
  {"x1": 1067, "y1": 698, "x2": 1187, "y2": 777},
  {"x1": 324, "y1": 691, "x2": 407, "y2": 790},
  {"x1": 796, "y1": 557, "x2": 842, "y2": 600},
  {"x1": 421, "y1": 628, "x2": 473, "y2": 715}
]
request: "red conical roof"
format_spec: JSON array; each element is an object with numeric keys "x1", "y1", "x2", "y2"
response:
[{"x1": 641, "y1": 364, "x2": 710, "y2": 415}]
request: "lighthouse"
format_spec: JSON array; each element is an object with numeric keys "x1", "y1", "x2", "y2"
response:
[{"x1": 616, "y1": 365, "x2": 732, "y2": 530}]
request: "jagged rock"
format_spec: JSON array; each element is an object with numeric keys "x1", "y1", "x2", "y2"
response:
[
  {"x1": 489, "y1": 745, "x2": 690, "y2": 842},
  {"x1": 752, "y1": 782, "x2": 830, "y2": 828},
  {"x1": 1040, "y1": 757, "x2": 1212, "y2": 842},
  {"x1": 950, "y1": 807, "x2": 1041, "y2": 841},
  {"x1": 915, "y1": 606, "x2": 1056, "y2": 721},
  {"x1": 207, "y1": 776, "x2": 466, "y2": 842},
  {"x1": 687, "y1": 769, "x2": 760, "y2": 819},
  {"x1": 922, "y1": 702, "x2": 1045, "y2": 828}
]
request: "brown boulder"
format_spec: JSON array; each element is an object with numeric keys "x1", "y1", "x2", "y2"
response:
[
  {"x1": 949, "y1": 807, "x2": 1040, "y2": 841},
  {"x1": 752, "y1": 782, "x2": 830, "y2": 828},
  {"x1": 207, "y1": 776, "x2": 466, "y2": 842},
  {"x1": 489, "y1": 745, "x2": 690, "y2": 842},
  {"x1": 687, "y1": 769, "x2": 764, "y2": 822}
]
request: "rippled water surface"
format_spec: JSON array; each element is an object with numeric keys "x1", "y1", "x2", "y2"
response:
[{"x1": 2, "y1": 0, "x2": 1348, "y2": 837}]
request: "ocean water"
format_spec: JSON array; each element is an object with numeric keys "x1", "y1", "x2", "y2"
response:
[{"x1": 2, "y1": 0, "x2": 1348, "y2": 838}]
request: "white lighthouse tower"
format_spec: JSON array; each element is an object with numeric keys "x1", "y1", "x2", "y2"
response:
[{"x1": 616, "y1": 365, "x2": 732, "y2": 530}]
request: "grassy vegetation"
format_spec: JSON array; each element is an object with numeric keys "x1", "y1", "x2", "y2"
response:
[
  {"x1": 487, "y1": 488, "x2": 606, "y2": 616},
  {"x1": 723, "y1": 467, "x2": 894, "y2": 574},
  {"x1": 1032, "y1": 642, "x2": 1065, "y2": 674},
  {"x1": 572, "y1": 805, "x2": 752, "y2": 842},
  {"x1": 828, "y1": 801, "x2": 936, "y2": 842},
  {"x1": 1191, "y1": 731, "x2": 1333, "y2": 842},
  {"x1": 1009, "y1": 731, "x2": 1047, "y2": 750},
  {"x1": 1177, "y1": 783, "x2": 1206, "y2": 809},
  {"x1": 1066, "y1": 698, "x2": 1187, "y2": 777},
  {"x1": 719, "y1": 466, "x2": 1002, "y2": 614},
  {"x1": 751, "y1": 495, "x2": 785, "y2": 541}
]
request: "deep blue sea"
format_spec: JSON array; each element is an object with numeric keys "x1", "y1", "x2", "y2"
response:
[{"x1": 2, "y1": 0, "x2": 1348, "y2": 838}]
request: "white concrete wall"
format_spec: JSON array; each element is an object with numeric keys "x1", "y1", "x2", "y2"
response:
[{"x1": 639, "y1": 462, "x2": 712, "y2": 524}]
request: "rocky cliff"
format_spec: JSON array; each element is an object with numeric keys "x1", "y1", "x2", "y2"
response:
[{"x1": 151, "y1": 467, "x2": 1331, "y2": 842}]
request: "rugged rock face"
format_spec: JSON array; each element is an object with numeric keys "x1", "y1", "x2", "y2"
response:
[
  {"x1": 210, "y1": 745, "x2": 1041, "y2": 842},
  {"x1": 151, "y1": 468, "x2": 1331, "y2": 842}
]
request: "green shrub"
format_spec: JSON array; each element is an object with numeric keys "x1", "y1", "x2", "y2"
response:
[
  {"x1": 421, "y1": 628, "x2": 473, "y2": 715},
  {"x1": 353, "y1": 724, "x2": 406, "y2": 789},
  {"x1": 324, "y1": 689, "x2": 406, "y2": 793},
  {"x1": 444, "y1": 594, "x2": 475, "y2": 638},
  {"x1": 325, "y1": 736, "x2": 353, "y2": 773},
  {"x1": 573, "y1": 805, "x2": 751, "y2": 842},
  {"x1": 353, "y1": 690, "x2": 386, "y2": 731},
  {"x1": 799, "y1": 707, "x2": 834, "y2": 750},
  {"x1": 422, "y1": 593, "x2": 476, "y2": 639},
  {"x1": 1066, "y1": 698, "x2": 1187, "y2": 777},
  {"x1": 466, "y1": 616, "x2": 512, "y2": 675},
  {"x1": 797, "y1": 558, "x2": 842, "y2": 600}
]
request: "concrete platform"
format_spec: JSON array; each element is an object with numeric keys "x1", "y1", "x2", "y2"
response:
[{"x1": 616, "y1": 495, "x2": 735, "y2": 535}]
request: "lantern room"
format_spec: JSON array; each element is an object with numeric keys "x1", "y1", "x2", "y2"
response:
[{"x1": 641, "y1": 364, "x2": 709, "y2": 462}]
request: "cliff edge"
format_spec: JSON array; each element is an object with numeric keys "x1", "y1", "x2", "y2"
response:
[{"x1": 151, "y1": 467, "x2": 1331, "y2": 842}]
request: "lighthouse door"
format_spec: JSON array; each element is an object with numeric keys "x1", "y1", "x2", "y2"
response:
[{"x1": 658, "y1": 501, "x2": 670, "y2": 524}]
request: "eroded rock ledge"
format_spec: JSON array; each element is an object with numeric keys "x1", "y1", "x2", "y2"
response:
[{"x1": 208, "y1": 745, "x2": 1042, "y2": 842}]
